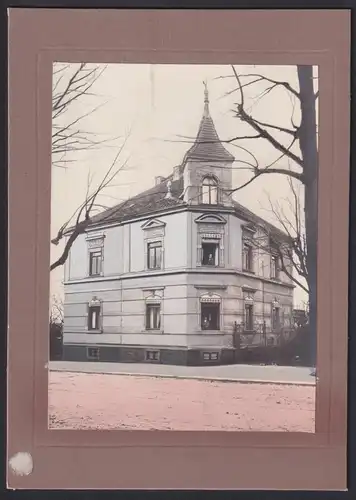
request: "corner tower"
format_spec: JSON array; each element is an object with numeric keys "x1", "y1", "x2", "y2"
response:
[{"x1": 183, "y1": 82, "x2": 235, "y2": 206}]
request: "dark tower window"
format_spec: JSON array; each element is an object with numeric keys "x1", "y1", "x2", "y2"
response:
[{"x1": 201, "y1": 176, "x2": 218, "y2": 204}]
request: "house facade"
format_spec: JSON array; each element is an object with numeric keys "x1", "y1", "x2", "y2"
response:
[{"x1": 62, "y1": 86, "x2": 295, "y2": 365}]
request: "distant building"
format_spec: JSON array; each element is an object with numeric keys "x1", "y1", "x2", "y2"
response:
[{"x1": 62, "y1": 86, "x2": 295, "y2": 365}]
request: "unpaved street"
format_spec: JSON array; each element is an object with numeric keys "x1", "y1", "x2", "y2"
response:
[{"x1": 49, "y1": 371, "x2": 315, "y2": 432}]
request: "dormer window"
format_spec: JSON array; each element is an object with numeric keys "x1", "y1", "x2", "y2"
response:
[{"x1": 201, "y1": 176, "x2": 218, "y2": 204}]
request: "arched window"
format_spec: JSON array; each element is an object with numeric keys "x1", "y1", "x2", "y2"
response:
[{"x1": 201, "y1": 176, "x2": 218, "y2": 204}]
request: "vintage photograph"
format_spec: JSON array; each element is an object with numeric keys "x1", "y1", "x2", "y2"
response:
[{"x1": 49, "y1": 63, "x2": 318, "y2": 432}]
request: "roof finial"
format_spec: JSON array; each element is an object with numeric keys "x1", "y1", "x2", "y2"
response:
[
  {"x1": 165, "y1": 180, "x2": 172, "y2": 199},
  {"x1": 203, "y1": 80, "x2": 209, "y2": 117}
]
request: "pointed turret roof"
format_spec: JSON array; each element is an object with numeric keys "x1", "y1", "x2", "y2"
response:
[{"x1": 184, "y1": 82, "x2": 235, "y2": 163}]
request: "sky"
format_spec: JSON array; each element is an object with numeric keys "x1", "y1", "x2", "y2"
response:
[{"x1": 51, "y1": 63, "x2": 318, "y2": 308}]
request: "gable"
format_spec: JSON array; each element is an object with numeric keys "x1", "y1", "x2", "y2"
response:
[
  {"x1": 141, "y1": 218, "x2": 166, "y2": 230},
  {"x1": 194, "y1": 213, "x2": 227, "y2": 225}
]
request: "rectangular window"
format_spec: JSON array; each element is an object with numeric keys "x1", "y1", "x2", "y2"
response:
[
  {"x1": 87, "y1": 347, "x2": 100, "y2": 360},
  {"x1": 145, "y1": 304, "x2": 161, "y2": 330},
  {"x1": 245, "y1": 304, "x2": 254, "y2": 331},
  {"x1": 271, "y1": 254, "x2": 280, "y2": 279},
  {"x1": 272, "y1": 307, "x2": 280, "y2": 331},
  {"x1": 145, "y1": 350, "x2": 160, "y2": 361},
  {"x1": 88, "y1": 305, "x2": 101, "y2": 331},
  {"x1": 242, "y1": 243, "x2": 253, "y2": 272},
  {"x1": 201, "y1": 303, "x2": 220, "y2": 330},
  {"x1": 201, "y1": 241, "x2": 219, "y2": 266},
  {"x1": 147, "y1": 241, "x2": 162, "y2": 269},
  {"x1": 89, "y1": 250, "x2": 103, "y2": 276},
  {"x1": 203, "y1": 352, "x2": 219, "y2": 361}
]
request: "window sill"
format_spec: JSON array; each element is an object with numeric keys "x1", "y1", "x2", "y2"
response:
[
  {"x1": 143, "y1": 329, "x2": 164, "y2": 334},
  {"x1": 88, "y1": 273, "x2": 104, "y2": 278},
  {"x1": 87, "y1": 329, "x2": 103, "y2": 334},
  {"x1": 200, "y1": 329, "x2": 221, "y2": 334},
  {"x1": 242, "y1": 269, "x2": 255, "y2": 274}
]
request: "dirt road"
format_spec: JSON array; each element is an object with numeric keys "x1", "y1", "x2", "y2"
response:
[{"x1": 49, "y1": 371, "x2": 315, "y2": 432}]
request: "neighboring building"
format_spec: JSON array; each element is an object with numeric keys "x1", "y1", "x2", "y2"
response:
[{"x1": 62, "y1": 86, "x2": 295, "y2": 365}]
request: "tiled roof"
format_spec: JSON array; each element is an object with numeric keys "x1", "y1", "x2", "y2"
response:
[
  {"x1": 89, "y1": 174, "x2": 184, "y2": 226},
  {"x1": 89, "y1": 174, "x2": 288, "y2": 241},
  {"x1": 184, "y1": 102, "x2": 235, "y2": 163}
]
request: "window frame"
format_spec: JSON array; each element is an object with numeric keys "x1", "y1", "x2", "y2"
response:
[
  {"x1": 89, "y1": 248, "x2": 103, "y2": 277},
  {"x1": 201, "y1": 176, "x2": 219, "y2": 205},
  {"x1": 201, "y1": 302, "x2": 221, "y2": 331},
  {"x1": 145, "y1": 350, "x2": 160, "y2": 362},
  {"x1": 88, "y1": 303, "x2": 102, "y2": 332},
  {"x1": 147, "y1": 240, "x2": 162, "y2": 270},
  {"x1": 202, "y1": 351, "x2": 219, "y2": 361},
  {"x1": 201, "y1": 240, "x2": 219, "y2": 266},
  {"x1": 87, "y1": 346, "x2": 100, "y2": 360},
  {"x1": 270, "y1": 253, "x2": 280, "y2": 279},
  {"x1": 242, "y1": 242, "x2": 253, "y2": 272},
  {"x1": 145, "y1": 303, "x2": 161, "y2": 331},
  {"x1": 272, "y1": 305, "x2": 281, "y2": 331},
  {"x1": 244, "y1": 303, "x2": 254, "y2": 331}
]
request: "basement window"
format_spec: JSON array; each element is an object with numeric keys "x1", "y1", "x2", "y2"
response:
[
  {"x1": 87, "y1": 347, "x2": 100, "y2": 360},
  {"x1": 203, "y1": 352, "x2": 219, "y2": 361},
  {"x1": 145, "y1": 350, "x2": 160, "y2": 361}
]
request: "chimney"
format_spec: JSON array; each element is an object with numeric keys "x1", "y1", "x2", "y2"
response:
[
  {"x1": 155, "y1": 176, "x2": 164, "y2": 186},
  {"x1": 173, "y1": 166, "x2": 180, "y2": 181}
]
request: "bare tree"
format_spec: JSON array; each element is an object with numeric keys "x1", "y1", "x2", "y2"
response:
[
  {"x1": 268, "y1": 179, "x2": 308, "y2": 294},
  {"x1": 50, "y1": 295, "x2": 64, "y2": 325},
  {"x1": 221, "y1": 65, "x2": 318, "y2": 364},
  {"x1": 50, "y1": 140, "x2": 131, "y2": 271},
  {"x1": 50, "y1": 63, "x2": 131, "y2": 271},
  {"x1": 52, "y1": 62, "x2": 115, "y2": 169},
  {"x1": 253, "y1": 177, "x2": 308, "y2": 295},
  {"x1": 175, "y1": 66, "x2": 317, "y2": 362}
]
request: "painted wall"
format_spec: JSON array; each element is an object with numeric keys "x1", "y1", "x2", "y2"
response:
[{"x1": 63, "y1": 206, "x2": 295, "y2": 350}]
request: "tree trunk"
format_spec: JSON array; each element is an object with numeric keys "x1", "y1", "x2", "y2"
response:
[{"x1": 297, "y1": 65, "x2": 318, "y2": 366}]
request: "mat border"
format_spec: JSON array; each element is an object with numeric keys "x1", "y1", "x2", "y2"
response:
[{"x1": 7, "y1": 8, "x2": 350, "y2": 490}]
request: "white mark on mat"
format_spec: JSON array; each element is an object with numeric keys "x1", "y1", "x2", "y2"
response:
[{"x1": 9, "y1": 452, "x2": 33, "y2": 476}]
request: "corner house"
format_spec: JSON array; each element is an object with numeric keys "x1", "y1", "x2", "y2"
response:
[{"x1": 62, "y1": 86, "x2": 295, "y2": 365}]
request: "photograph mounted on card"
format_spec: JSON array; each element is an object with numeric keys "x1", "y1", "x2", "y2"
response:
[
  {"x1": 7, "y1": 8, "x2": 350, "y2": 490},
  {"x1": 50, "y1": 62, "x2": 316, "y2": 434}
]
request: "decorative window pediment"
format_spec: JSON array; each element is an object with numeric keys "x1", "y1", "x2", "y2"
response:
[
  {"x1": 244, "y1": 294, "x2": 254, "y2": 305},
  {"x1": 145, "y1": 290, "x2": 163, "y2": 304},
  {"x1": 200, "y1": 292, "x2": 221, "y2": 303},
  {"x1": 195, "y1": 213, "x2": 227, "y2": 225},
  {"x1": 272, "y1": 297, "x2": 280, "y2": 309},
  {"x1": 86, "y1": 232, "x2": 105, "y2": 249},
  {"x1": 89, "y1": 296, "x2": 101, "y2": 307},
  {"x1": 141, "y1": 218, "x2": 166, "y2": 230}
]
